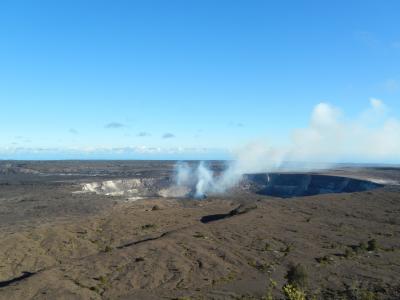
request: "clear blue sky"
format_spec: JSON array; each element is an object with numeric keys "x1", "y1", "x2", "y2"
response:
[{"x1": 1, "y1": 0, "x2": 399, "y2": 160}]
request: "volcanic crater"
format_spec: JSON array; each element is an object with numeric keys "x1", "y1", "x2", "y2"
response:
[{"x1": 79, "y1": 173, "x2": 384, "y2": 199}]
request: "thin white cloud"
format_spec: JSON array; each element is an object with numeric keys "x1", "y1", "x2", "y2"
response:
[
  {"x1": 369, "y1": 98, "x2": 386, "y2": 113},
  {"x1": 137, "y1": 132, "x2": 151, "y2": 137},
  {"x1": 105, "y1": 122, "x2": 125, "y2": 129},
  {"x1": 355, "y1": 31, "x2": 380, "y2": 48},
  {"x1": 382, "y1": 79, "x2": 399, "y2": 93},
  {"x1": 392, "y1": 41, "x2": 400, "y2": 49},
  {"x1": 0, "y1": 146, "x2": 224, "y2": 156},
  {"x1": 162, "y1": 133, "x2": 175, "y2": 139},
  {"x1": 228, "y1": 121, "x2": 244, "y2": 127},
  {"x1": 69, "y1": 128, "x2": 78, "y2": 134}
]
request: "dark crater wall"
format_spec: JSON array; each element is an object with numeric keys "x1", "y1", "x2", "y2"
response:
[{"x1": 241, "y1": 173, "x2": 383, "y2": 198}]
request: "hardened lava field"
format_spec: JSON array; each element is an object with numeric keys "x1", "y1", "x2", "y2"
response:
[{"x1": 0, "y1": 161, "x2": 400, "y2": 300}]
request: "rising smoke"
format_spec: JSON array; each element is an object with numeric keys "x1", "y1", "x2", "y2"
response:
[
  {"x1": 174, "y1": 99, "x2": 400, "y2": 198},
  {"x1": 173, "y1": 161, "x2": 217, "y2": 198}
]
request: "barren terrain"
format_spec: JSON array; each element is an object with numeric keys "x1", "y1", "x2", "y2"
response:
[{"x1": 0, "y1": 161, "x2": 399, "y2": 299}]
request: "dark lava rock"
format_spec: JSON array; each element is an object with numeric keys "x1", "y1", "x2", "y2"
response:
[
  {"x1": 229, "y1": 204, "x2": 257, "y2": 216},
  {"x1": 151, "y1": 205, "x2": 160, "y2": 211}
]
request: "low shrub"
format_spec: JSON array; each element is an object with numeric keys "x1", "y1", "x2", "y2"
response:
[{"x1": 285, "y1": 263, "x2": 308, "y2": 289}]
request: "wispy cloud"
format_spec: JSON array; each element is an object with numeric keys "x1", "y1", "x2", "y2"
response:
[
  {"x1": 392, "y1": 41, "x2": 400, "y2": 49},
  {"x1": 382, "y1": 79, "x2": 399, "y2": 93},
  {"x1": 162, "y1": 133, "x2": 175, "y2": 139},
  {"x1": 355, "y1": 31, "x2": 380, "y2": 48},
  {"x1": 137, "y1": 131, "x2": 151, "y2": 137},
  {"x1": 105, "y1": 122, "x2": 125, "y2": 129},
  {"x1": 13, "y1": 136, "x2": 31, "y2": 143},
  {"x1": 229, "y1": 121, "x2": 244, "y2": 127},
  {"x1": 356, "y1": 31, "x2": 400, "y2": 52},
  {"x1": 69, "y1": 128, "x2": 78, "y2": 134},
  {"x1": 0, "y1": 146, "x2": 227, "y2": 159}
]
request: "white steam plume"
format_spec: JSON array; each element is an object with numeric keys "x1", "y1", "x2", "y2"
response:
[
  {"x1": 195, "y1": 162, "x2": 214, "y2": 198},
  {"x1": 174, "y1": 99, "x2": 400, "y2": 198}
]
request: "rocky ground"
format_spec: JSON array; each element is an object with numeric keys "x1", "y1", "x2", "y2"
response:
[{"x1": 0, "y1": 161, "x2": 399, "y2": 299}]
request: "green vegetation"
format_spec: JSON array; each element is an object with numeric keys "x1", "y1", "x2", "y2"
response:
[
  {"x1": 282, "y1": 284, "x2": 306, "y2": 300},
  {"x1": 359, "y1": 290, "x2": 379, "y2": 300},
  {"x1": 367, "y1": 239, "x2": 378, "y2": 251},
  {"x1": 264, "y1": 242, "x2": 271, "y2": 251},
  {"x1": 280, "y1": 244, "x2": 293, "y2": 256},
  {"x1": 344, "y1": 248, "x2": 355, "y2": 258},
  {"x1": 151, "y1": 205, "x2": 160, "y2": 211},
  {"x1": 315, "y1": 255, "x2": 333, "y2": 265},
  {"x1": 285, "y1": 263, "x2": 308, "y2": 289},
  {"x1": 343, "y1": 281, "x2": 380, "y2": 300},
  {"x1": 141, "y1": 224, "x2": 156, "y2": 230},
  {"x1": 193, "y1": 232, "x2": 206, "y2": 239},
  {"x1": 264, "y1": 278, "x2": 277, "y2": 300},
  {"x1": 345, "y1": 239, "x2": 379, "y2": 258},
  {"x1": 89, "y1": 286, "x2": 100, "y2": 293},
  {"x1": 211, "y1": 270, "x2": 237, "y2": 286},
  {"x1": 103, "y1": 245, "x2": 113, "y2": 252}
]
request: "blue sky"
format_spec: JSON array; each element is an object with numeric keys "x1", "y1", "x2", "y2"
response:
[{"x1": 1, "y1": 0, "x2": 399, "y2": 160}]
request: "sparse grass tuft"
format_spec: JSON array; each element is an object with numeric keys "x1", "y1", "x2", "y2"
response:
[
  {"x1": 98, "y1": 275, "x2": 107, "y2": 285},
  {"x1": 264, "y1": 242, "x2": 271, "y2": 251},
  {"x1": 315, "y1": 255, "x2": 333, "y2": 265},
  {"x1": 367, "y1": 239, "x2": 378, "y2": 251},
  {"x1": 280, "y1": 244, "x2": 293, "y2": 256},
  {"x1": 193, "y1": 232, "x2": 206, "y2": 239},
  {"x1": 282, "y1": 284, "x2": 306, "y2": 300},
  {"x1": 264, "y1": 278, "x2": 278, "y2": 300},
  {"x1": 346, "y1": 239, "x2": 379, "y2": 258},
  {"x1": 285, "y1": 263, "x2": 307, "y2": 289},
  {"x1": 103, "y1": 245, "x2": 113, "y2": 252},
  {"x1": 360, "y1": 290, "x2": 379, "y2": 300},
  {"x1": 344, "y1": 248, "x2": 355, "y2": 258},
  {"x1": 89, "y1": 286, "x2": 100, "y2": 293},
  {"x1": 151, "y1": 205, "x2": 160, "y2": 211},
  {"x1": 141, "y1": 224, "x2": 156, "y2": 230}
]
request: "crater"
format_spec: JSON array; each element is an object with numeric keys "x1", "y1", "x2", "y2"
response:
[
  {"x1": 239, "y1": 173, "x2": 384, "y2": 198},
  {"x1": 77, "y1": 173, "x2": 384, "y2": 200}
]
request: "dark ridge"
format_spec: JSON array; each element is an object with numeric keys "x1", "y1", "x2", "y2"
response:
[
  {"x1": 0, "y1": 271, "x2": 37, "y2": 288},
  {"x1": 116, "y1": 227, "x2": 186, "y2": 249},
  {"x1": 200, "y1": 213, "x2": 229, "y2": 223},
  {"x1": 201, "y1": 204, "x2": 257, "y2": 224},
  {"x1": 117, "y1": 232, "x2": 169, "y2": 249}
]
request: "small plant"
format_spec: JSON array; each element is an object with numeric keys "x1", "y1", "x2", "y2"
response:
[
  {"x1": 344, "y1": 248, "x2": 354, "y2": 258},
  {"x1": 135, "y1": 257, "x2": 144, "y2": 262},
  {"x1": 103, "y1": 245, "x2": 113, "y2": 252},
  {"x1": 264, "y1": 278, "x2": 278, "y2": 300},
  {"x1": 98, "y1": 275, "x2": 107, "y2": 285},
  {"x1": 350, "y1": 242, "x2": 365, "y2": 254},
  {"x1": 141, "y1": 224, "x2": 156, "y2": 230},
  {"x1": 280, "y1": 244, "x2": 293, "y2": 256},
  {"x1": 282, "y1": 284, "x2": 306, "y2": 300},
  {"x1": 345, "y1": 281, "x2": 379, "y2": 300},
  {"x1": 193, "y1": 232, "x2": 206, "y2": 239},
  {"x1": 251, "y1": 261, "x2": 271, "y2": 272},
  {"x1": 151, "y1": 205, "x2": 160, "y2": 211},
  {"x1": 358, "y1": 242, "x2": 368, "y2": 251},
  {"x1": 315, "y1": 255, "x2": 333, "y2": 265},
  {"x1": 264, "y1": 242, "x2": 271, "y2": 251},
  {"x1": 367, "y1": 239, "x2": 378, "y2": 251},
  {"x1": 285, "y1": 263, "x2": 307, "y2": 289},
  {"x1": 89, "y1": 286, "x2": 100, "y2": 293},
  {"x1": 360, "y1": 290, "x2": 378, "y2": 300}
]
